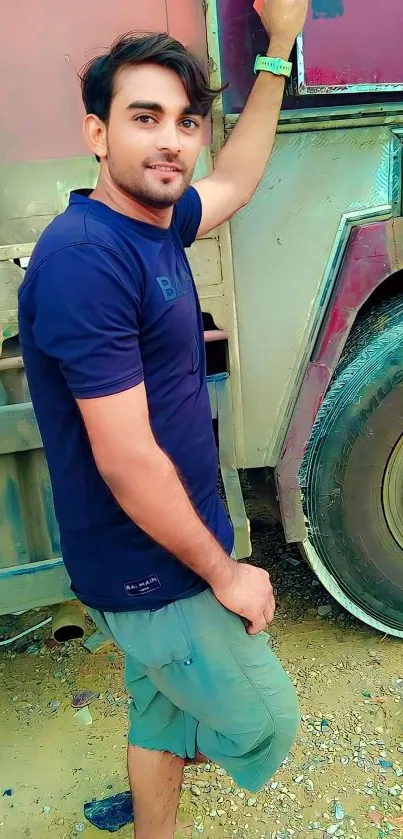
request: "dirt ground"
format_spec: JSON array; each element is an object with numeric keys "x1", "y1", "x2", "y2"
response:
[{"x1": 1, "y1": 487, "x2": 403, "y2": 839}]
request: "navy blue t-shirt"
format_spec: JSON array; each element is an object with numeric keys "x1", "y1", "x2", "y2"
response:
[{"x1": 18, "y1": 188, "x2": 233, "y2": 611}]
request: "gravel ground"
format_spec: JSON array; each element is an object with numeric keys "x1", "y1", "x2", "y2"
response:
[{"x1": 1, "y1": 481, "x2": 402, "y2": 839}]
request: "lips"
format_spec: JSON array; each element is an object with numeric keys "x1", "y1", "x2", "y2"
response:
[{"x1": 147, "y1": 164, "x2": 182, "y2": 173}]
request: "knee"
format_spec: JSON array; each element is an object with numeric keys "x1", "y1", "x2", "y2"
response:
[
  {"x1": 273, "y1": 679, "x2": 300, "y2": 751},
  {"x1": 242, "y1": 681, "x2": 300, "y2": 792}
]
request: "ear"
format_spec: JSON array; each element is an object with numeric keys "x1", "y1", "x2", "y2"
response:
[{"x1": 83, "y1": 114, "x2": 108, "y2": 159}]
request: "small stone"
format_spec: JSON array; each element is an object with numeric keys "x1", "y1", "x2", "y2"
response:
[
  {"x1": 368, "y1": 811, "x2": 383, "y2": 825},
  {"x1": 75, "y1": 824, "x2": 86, "y2": 833},
  {"x1": 340, "y1": 757, "x2": 349, "y2": 766},
  {"x1": 247, "y1": 797, "x2": 257, "y2": 806},
  {"x1": 334, "y1": 803, "x2": 345, "y2": 821},
  {"x1": 48, "y1": 700, "x2": 61, "y2": 712},
  {"x1": 294, "y1": 775, "x2": 304, "y2": 784},
  {"x1": 73, "y1": 707, "x2": 93, "y2": 726},
  {"x1": 43, "y1": 806, "x2": 51, "y2": 814},
  {"x1": 26, "y1": 643, "x2": 41, "y2": 655},
  {"x1": 191, "y1": 785, "x2": 201, "y2": 796},
  {"x1": 325, "y1": 826, "x2": 339, "y2": 836},
  {"x1": 318, "y1": 605, "x2": 332, "y2": 617}
]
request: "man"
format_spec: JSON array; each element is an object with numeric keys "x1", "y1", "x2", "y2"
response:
[{"x1": 19, "y1": 1, "x2": 308, "y2": 837}]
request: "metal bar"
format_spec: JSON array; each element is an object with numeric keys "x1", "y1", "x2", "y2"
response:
[
  {"x1": 204, "y1": 0, "x2": 225, "y2": 157},
  {"x1": 301, "y1": 83, "x2": 403, "y2": 96},
  {"x1": 215, "y1": 376, "x2": 251, "y2": 560},
  {"x1": 225, "y1": 104, "x2": 403, "y2": 134},
  {"x1": 0, "y1": 356, "x2": 23, "y2": 371},
  {"x1": 0, "y1": 557, "x2": 72, "y2": 616},
  {"x1": 0, "y1": 243, "x2": 36, "y2": 261}
]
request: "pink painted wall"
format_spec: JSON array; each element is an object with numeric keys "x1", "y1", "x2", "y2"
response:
[
  {"x1": 303, "y1": 0, "x2": 403, "y2": 88},
  {"x1": 0, "y1": 0, "x2": 206, "y2": 163}
]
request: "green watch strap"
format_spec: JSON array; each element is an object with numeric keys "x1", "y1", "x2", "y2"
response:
[{"x1": 254, "y1": 55, "x2": 292, "y2": 78}]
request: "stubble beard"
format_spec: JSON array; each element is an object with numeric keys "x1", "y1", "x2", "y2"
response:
[{"x1": 108, "y1": 155, "x2": 192, "y2": 210}]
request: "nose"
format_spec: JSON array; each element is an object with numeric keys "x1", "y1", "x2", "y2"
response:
[{"x1": 156, "y1": 120, "x2": 183, "y2": 155}]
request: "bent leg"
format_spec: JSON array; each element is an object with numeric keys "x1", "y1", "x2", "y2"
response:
[{"x1": 147, "y1": 590, "x2": 300, "y2": 792}]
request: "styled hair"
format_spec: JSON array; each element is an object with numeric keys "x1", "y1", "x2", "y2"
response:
[{"x1": 79, "y1": 32, "x2": 222, "y2": 122}]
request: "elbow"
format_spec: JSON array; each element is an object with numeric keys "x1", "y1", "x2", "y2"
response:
[
  {"x1": 93, "y1": 440, "x2": 162, "y2": 493},
  {"x1": 92, "y1": 444, "x2": 142, "y2": 490},
  {"x1": 241, "y1": 181, "x2": 260, "y2": 208}
]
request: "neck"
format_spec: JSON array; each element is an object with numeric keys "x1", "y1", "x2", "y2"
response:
[{"x1": 90, "y1": 172, "x2": 173, "y2": 229}]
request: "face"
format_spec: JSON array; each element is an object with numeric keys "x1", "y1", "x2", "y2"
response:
[{"x1": 85, "y1": 63, "x2": 205, "y2": 209}]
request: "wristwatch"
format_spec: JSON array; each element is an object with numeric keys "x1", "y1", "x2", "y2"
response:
[{"x1": 254, "y1": 55, "x2": 292, "y2": 78}]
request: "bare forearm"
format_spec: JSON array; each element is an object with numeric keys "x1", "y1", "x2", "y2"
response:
[
  {"x1": 214, "y1": 38, "x2": 294, "y2": 202},
  {"x1": 99, "y1": 444, "x2": 234, "y2": 588}
]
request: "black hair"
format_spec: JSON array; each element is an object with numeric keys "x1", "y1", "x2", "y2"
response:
[{"x1": 79, "y1": 32, "x2": 223, "y2": 122}]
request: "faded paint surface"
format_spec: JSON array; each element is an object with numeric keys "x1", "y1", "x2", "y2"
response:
[
  {"x1": 312, "y1": 0, "x2": 344, "y2": 19},
  {"x1": 0, "y1": 0, "x2": 205, "y2": 163},
  {"x1": 217, "y1": 0, "x2": 403, "y2": 106},
  {"x1": 217, "y1": 0, "x2": 266, "y2": 114},
  {"x1": 302, "y1": 0, "x2": 403, "y2": 90},
  {"x1": 277, "y1": 218, "x2": 403, "y2": 543},
  {"x1": 230, "y1": 125, "x2": 396, "y2": 469}
]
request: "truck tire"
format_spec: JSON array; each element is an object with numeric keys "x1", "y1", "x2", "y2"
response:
[{"x1": 300, "y1": 294, "x2": 403, "y2": 637}]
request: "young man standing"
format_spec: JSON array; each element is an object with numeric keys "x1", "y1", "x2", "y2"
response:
[{"x1": 19, "y1": 1, "x2": 308, "y2": 836}]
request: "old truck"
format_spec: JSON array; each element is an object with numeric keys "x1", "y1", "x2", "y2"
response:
[{"x1": 1, "y1": 0, "x2": 403, "y2": 638}]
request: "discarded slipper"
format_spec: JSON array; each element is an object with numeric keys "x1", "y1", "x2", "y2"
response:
[{"x1": 84, "y1": 791, "x2": 133, "y2": 832}]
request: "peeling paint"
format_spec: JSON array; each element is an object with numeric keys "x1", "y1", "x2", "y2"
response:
[{"x1": 312, "y1": 0, "x2": 344, "y2": 19}]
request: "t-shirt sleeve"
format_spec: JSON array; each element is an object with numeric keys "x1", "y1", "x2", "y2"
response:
[
  {"x1": 32, "y1": 244, "x2": 144, "y2": 399},
  {"x1": 172, "y1": 186, "x2": 202, "y2": 247}
]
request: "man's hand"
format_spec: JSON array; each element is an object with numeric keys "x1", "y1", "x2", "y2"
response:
[
  {"x1": 261, "y1": 0, "x2": 309, "y2": 55},
  {"x1": 212, "y1": 563, "x2": 276, "y2": 635}
]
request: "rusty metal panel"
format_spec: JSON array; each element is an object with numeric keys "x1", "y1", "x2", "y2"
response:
[
  {"x1": 299, "y1": 0, "x2": 403, "y2": 94},
  {"x1": 216, "y1": 0, "x2": 403, "y2": 111},
  {"x1": 230, "y1": 125, "x2": 396, "y2": 469}
]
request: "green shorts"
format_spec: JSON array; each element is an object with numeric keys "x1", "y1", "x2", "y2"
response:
[{"x1": 90, "y1": 588, "x2": 299, "y2": 792}]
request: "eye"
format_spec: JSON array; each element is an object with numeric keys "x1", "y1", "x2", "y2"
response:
[
  {"x1": 181, "y1": 118, "x2": 199, "y2": 130},
  {"x1": 135, "y1": 114, "x2": 156, "y2": 124}
]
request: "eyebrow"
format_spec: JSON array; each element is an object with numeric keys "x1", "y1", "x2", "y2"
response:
[{"x1": 126, "y1": 101, "x2": 201, "y2": 116}]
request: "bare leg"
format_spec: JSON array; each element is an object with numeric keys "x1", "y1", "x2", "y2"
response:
[{"x1": 127, "y1": 744, "x2": 186, "y2": 839}]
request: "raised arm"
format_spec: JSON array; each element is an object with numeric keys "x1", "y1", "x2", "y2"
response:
[{"x1": 194, "y1": 0, "x2": 308, "y2": 237}]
